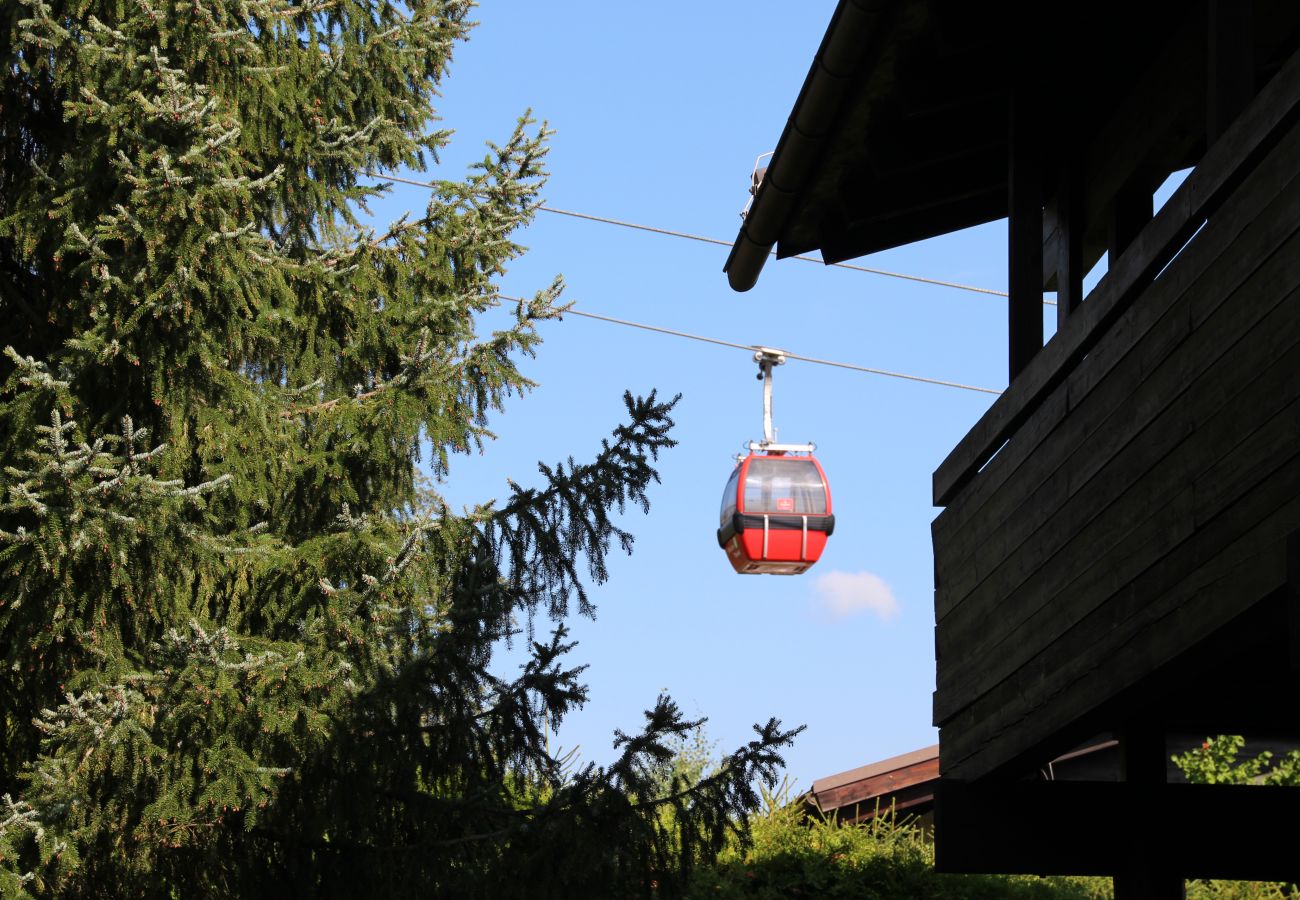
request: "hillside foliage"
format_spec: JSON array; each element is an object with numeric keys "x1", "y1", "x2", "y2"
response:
[
  {"x1": 685, "y1": 785, "x2": 1109, "y2": 900},
  {"x1": 685, "y1": 781, "x2": 1293, "y2": 900}
]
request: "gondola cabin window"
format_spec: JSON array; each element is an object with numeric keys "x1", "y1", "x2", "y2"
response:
[
  {"x1": 720, "y1": 465, "x2": 742, "y2": 528},
  {"x1": 743, "y1": 458, "x2": 828, "y2": 515}
]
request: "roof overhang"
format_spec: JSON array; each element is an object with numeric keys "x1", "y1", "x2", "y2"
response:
[{"x1": 723, "y1": 0, "x2": 1199, "y2": 292}]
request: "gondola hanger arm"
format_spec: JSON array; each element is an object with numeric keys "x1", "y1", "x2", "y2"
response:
[
  {"x1": 751, "y1": 347, "x2": 814, "y2": 454},
  {"x1": 754, "y1": 348, "x2": 784, "y2": 445}
]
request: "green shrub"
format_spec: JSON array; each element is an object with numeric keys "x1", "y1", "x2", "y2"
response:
[
  {"x1": 1173, "y1": 736, "x2": 1300, "y2": 787},
  {"x1": 685, "y1": 784, "x2": 1108, "y2": 900},
  {"x1": 1186, "y1": 881, "x2": 1293, "y2": 899},
  {"x1": 678, "y1": 738, "x2": 1300, "y2": 898},
  {"x1": 1174, "y1": 737, "x2": 1299, "y2": 897}
]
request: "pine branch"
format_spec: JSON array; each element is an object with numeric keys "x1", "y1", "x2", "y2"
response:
[{"x1": 484, "y1": 390, "x2": 679, "y2": 620}]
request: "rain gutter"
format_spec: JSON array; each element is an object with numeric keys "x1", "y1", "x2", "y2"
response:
[{"x1": 724, "y1": 0, "x2": 885, "y2": 292}]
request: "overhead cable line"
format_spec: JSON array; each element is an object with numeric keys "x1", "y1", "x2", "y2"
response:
[
  {"x1": 533, "y1": 204, "x2": 1015, "y2": 300},
  {"x1": 498, "y1": 296, "x2": 1003, "y2": 396},
  {"x1": 367, "y1": 172, "x2": 1029, "y2": 302}
]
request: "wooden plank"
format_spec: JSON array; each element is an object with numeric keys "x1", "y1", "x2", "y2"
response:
[
  {"x1": 940, "y1": 480, "x2": 1300, "y2": 780},
  {"x1": 935, "y1": 177, "x2": 1300, "y2": 622},
  {"x1": 933, "y1": 42, "x2": 1300, "y2": 506},
  {"x1": 935, "y1": 332, "x2": 1300, "y2": 719},
  {"x1": 1193, "y1": 387, "x2": 1300, "y2": 524},
  {"x1": 935, "y1": 779, "x2": 1300, "y2": 881},
  {"x1": 937, "y1": 480, "x2": 1196, "y2": 726},
  {"x1": 932, "y1": 123, "x2": 1300, "y2": 607}
]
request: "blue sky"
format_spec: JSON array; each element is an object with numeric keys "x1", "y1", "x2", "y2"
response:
[{"x1": 367, "y1": 2, "x2": 1044, "y2": 787}]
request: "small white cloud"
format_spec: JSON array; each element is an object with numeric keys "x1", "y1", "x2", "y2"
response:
[{"x1": 811, "y1": 570, "x2": 901, "y2": 622}]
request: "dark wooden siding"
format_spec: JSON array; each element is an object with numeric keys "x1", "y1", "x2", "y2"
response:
[{"x1": 932, "y1": 95, "x2": 1300, "y2": 782}]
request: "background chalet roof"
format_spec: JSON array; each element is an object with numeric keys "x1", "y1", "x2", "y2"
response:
[
  {"x1": 807, "y1": 744, "x2": 939, "y2": 822},
  {"x1": 724, "y1": 0, "x2": 1243, "y2": 291}
]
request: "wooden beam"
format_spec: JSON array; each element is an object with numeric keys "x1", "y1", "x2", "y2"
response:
[
  {"x1": 935, "y1": 779, "x2": 1300, "y2": 881},
  {"x1": 1008, "y1": 79, "x2": 1044, "y2": 379},
  {"x1": 1109, "y1": 176, "x2": 1154, "y2": 262},
  {"x1": 1114, "y1": 726, "x2": 1183, "y2": 900},
  {"x1": 1055, "y1": 153, "x2": 1085, "y2": 325},
  {"x1": 1208, "y1": 0, "x2": 1254, "y2": 142},
  {"x1": 1114, "y1": 868, "x2": 1186, "y2": 900},
  {"x1": 1289, "y1": 531, "x2": 1300, "y2": 672},
  {"x1": 1119, "y1": 725, "x2": 1165, "y2": 784}
]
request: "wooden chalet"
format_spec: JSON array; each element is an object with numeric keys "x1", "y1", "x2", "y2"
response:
[
  {"x1": 804, "y1": 737, "x2": 1296, "y2": 828},
  {"x1": 727, "y1": 1, "x2": 1300, "y2": 895}
]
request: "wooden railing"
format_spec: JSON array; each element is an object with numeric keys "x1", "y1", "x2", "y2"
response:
[{"x1": 933, "y1": 45, "x2": 1300, "y2": 508}]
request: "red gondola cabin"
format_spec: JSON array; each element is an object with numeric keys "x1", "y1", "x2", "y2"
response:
[{"x1": 717, "y1": 453, "x2": 834, "y2": 575}]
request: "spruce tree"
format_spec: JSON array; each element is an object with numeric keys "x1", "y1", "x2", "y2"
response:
[{"x1": 0, "y1": 2, "x2": 799, "y2": 896}]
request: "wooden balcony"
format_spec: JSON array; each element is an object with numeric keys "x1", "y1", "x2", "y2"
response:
[{"x1": 931, "y1": 46, "x2": 1300, "y2": 785}]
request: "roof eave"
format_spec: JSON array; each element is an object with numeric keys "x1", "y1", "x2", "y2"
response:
[{"x1": 724, "y1": 0, "x2": 887, "y2": 292}]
